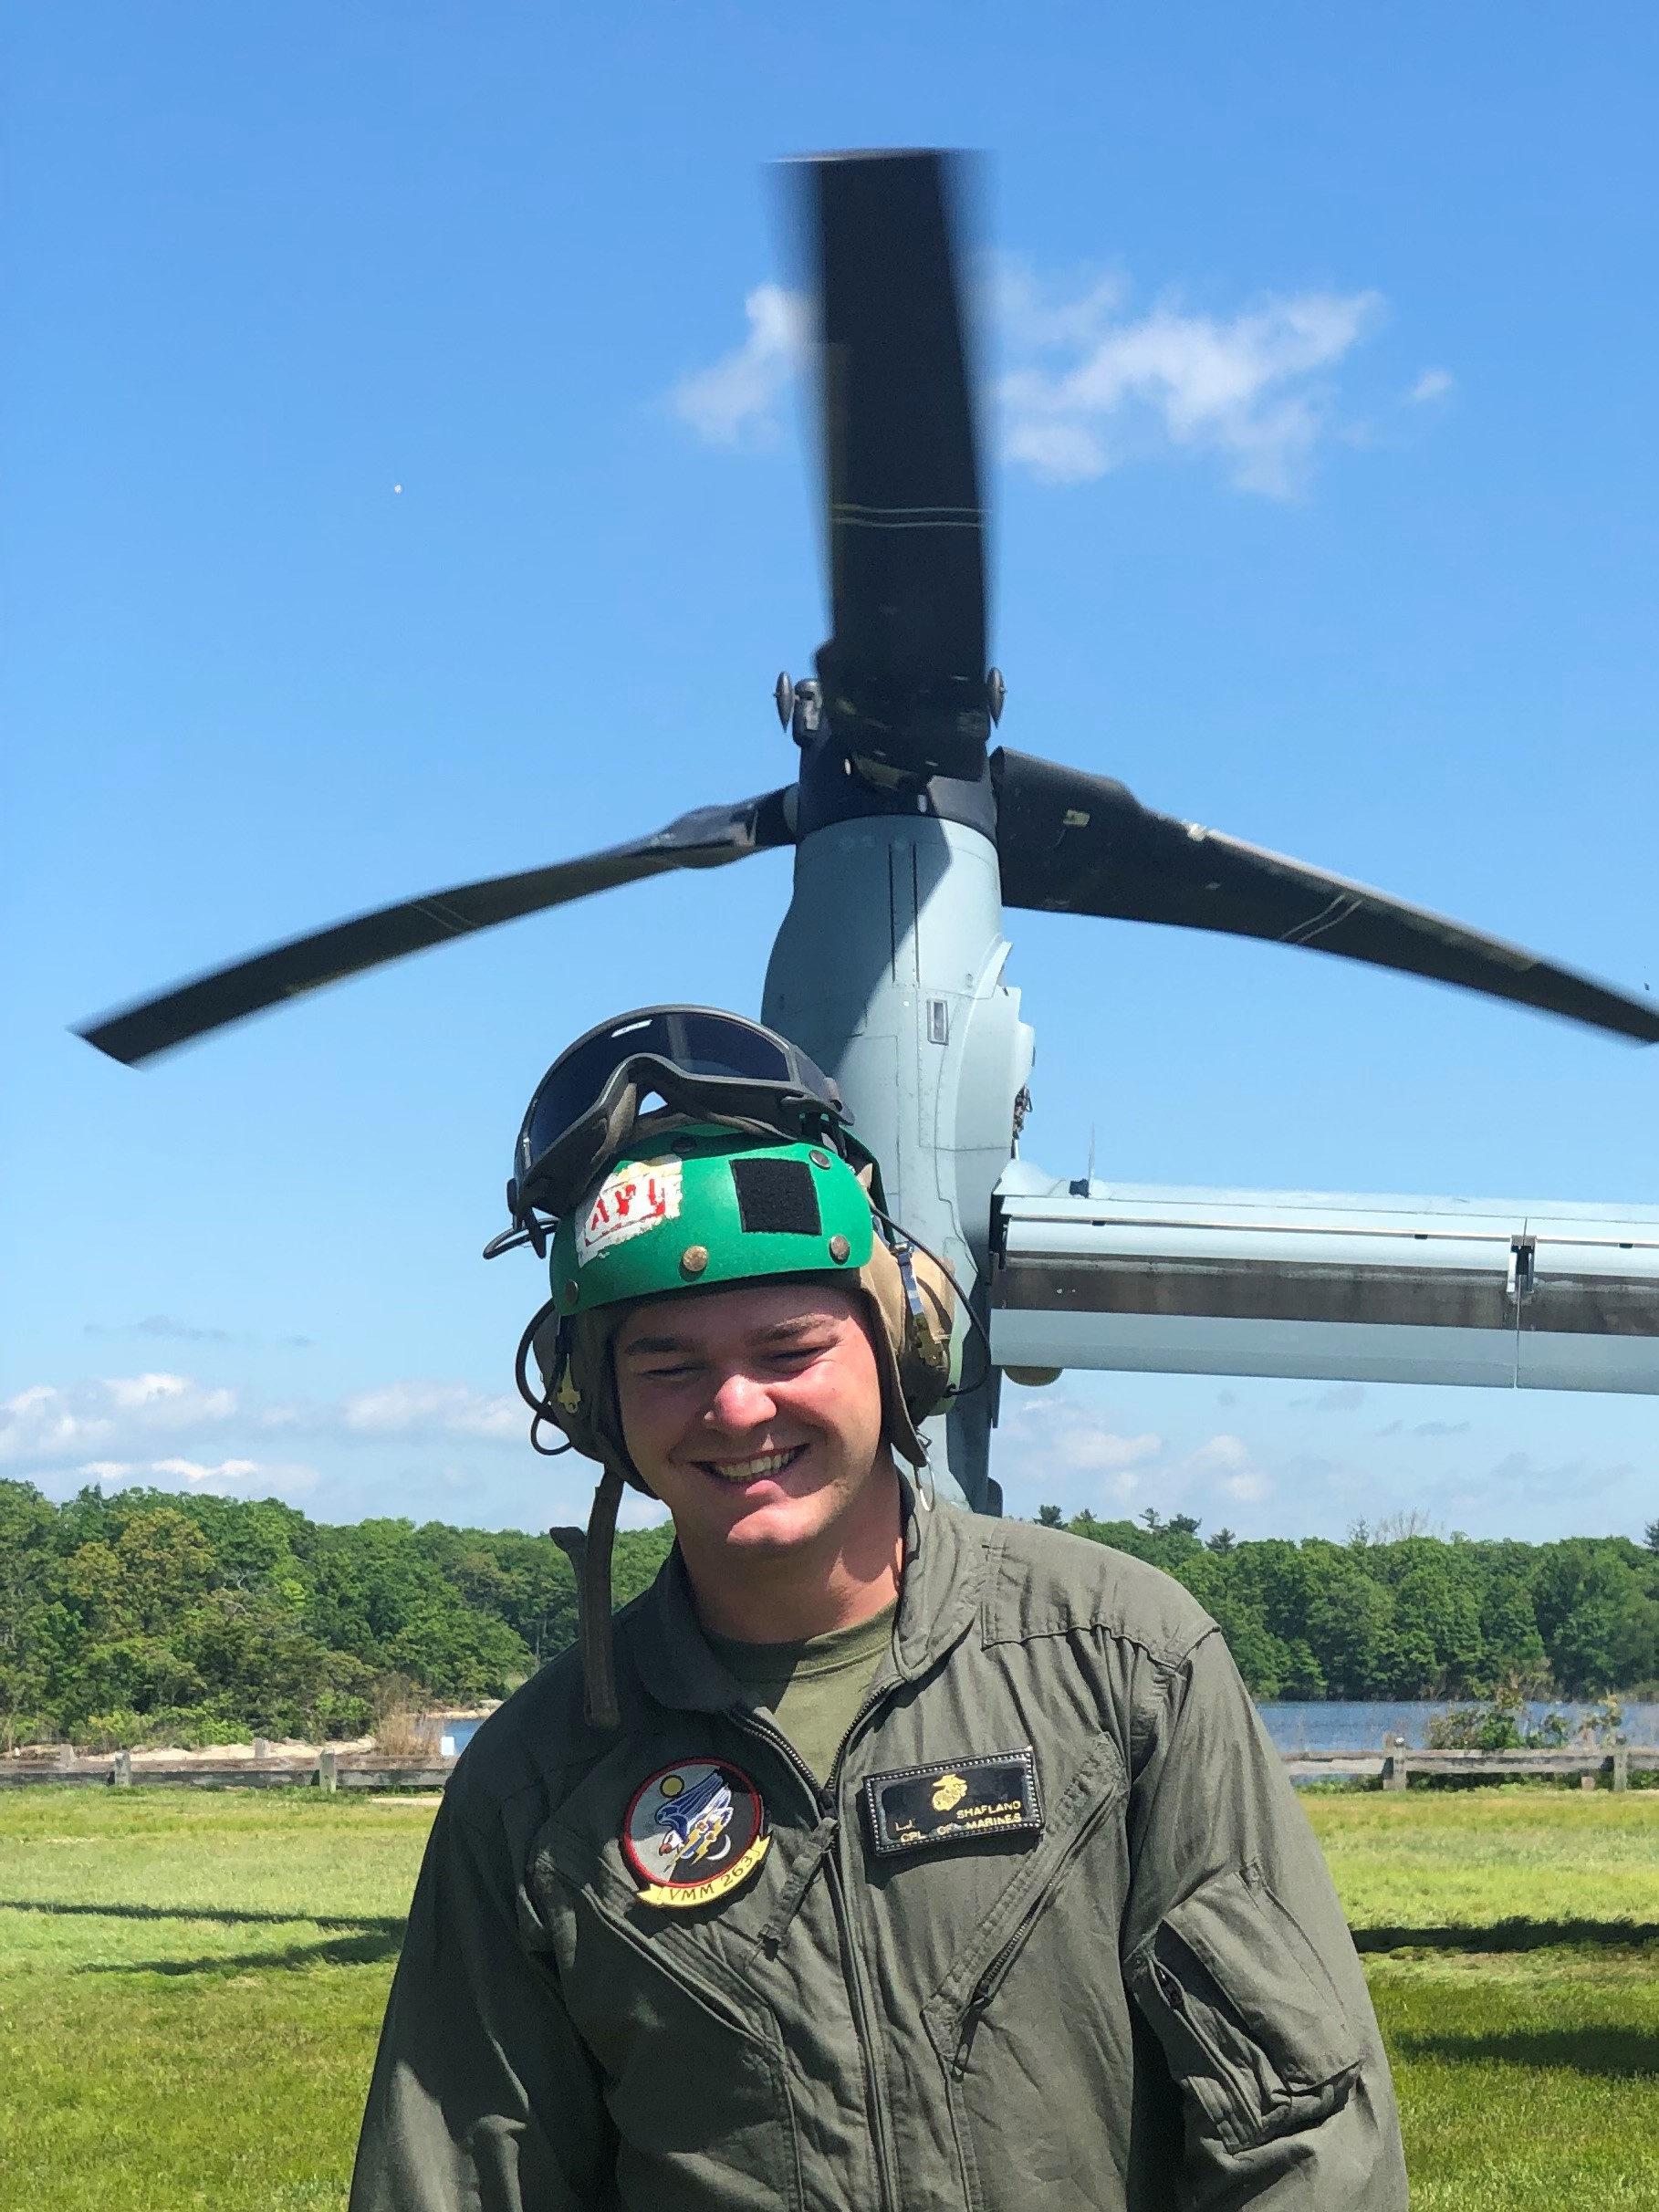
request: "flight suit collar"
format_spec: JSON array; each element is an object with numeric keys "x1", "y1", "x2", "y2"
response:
[
  {"x1": 891, "y1": 1490, "x2": 992, "y2": 1683},
  {"x1": 627, "y1": 1485, "x2": 992, "y2": 1717}
]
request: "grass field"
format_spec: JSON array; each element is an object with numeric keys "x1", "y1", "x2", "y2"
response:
[
  {"x1": 1, "y1": 1785, "x2": 1656, "y2": 2207},
  {"x1": 1305, "y1": 1792, "x2": 1659, "y2": 2207}
]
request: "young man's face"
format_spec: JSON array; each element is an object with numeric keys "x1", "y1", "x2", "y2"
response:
[{"x1": 611, "y1": 1278, "x2": 893, "y2": 1566}]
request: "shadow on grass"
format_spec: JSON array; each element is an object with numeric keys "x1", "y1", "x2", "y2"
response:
[
  {"x1": 86, "y1": 1927, "x2": 405, "y2": 1975},
  {"x1": 1353, "y1": 1918, "x2": 1659, "y2": 1954},
  {"x1": 0, "y1": 1895, "x2": 406, "y2": 1974},
  {"x1": 1398, "y1": 2026, "x2": 1659, "y2": 2077},
  {"x1": 0, "y1": 1896, "x2": 404, "y2": 1935}
]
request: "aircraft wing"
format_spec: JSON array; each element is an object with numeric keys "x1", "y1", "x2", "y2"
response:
[{"x1": 990, "y1": 1162, "x2": 1659, "y2": 1393}]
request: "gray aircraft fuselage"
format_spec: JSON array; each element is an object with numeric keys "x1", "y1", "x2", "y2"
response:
[{"x1": 760, "y1": 738, "x2": 1032, "y2": 1510}]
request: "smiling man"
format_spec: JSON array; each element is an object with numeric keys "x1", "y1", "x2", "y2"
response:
[
  {"x1": 351, "y1": 1060, "x2": 1406, "y2": 2210},
  {"x1": 612, "y1": 1280, "x2": 902, "y2": 1628}
]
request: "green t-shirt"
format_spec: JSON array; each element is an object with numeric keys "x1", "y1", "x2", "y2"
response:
[{"x1": 704, "y1": 1602, "x2": 896, "y2": 1783}]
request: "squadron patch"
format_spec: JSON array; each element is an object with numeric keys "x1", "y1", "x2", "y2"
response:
[
  {"x1": 577, "y1": 1157, "x2": 683, "y2": 1265},
  {"x1": 621, "y1": 1760, "x2": 770, "y2": 1908},
  {"x1": 863, "y1": 1748, "x2": 1043, "y2": 1857}
]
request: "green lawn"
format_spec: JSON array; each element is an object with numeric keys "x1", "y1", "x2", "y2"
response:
[
  {"x1": 0, "y1": 1790, "x2": 424, "y2": 2211},
  {"x1": 1, "y1": 1785, "x2": 1656, "y2": 2207},
  {"x1": 1304, "y1": 1790, "x2": 1659, "y2": 2207}
]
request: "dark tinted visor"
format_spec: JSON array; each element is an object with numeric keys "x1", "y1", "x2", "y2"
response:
[
  {"x1": 516, "y1": 1007, "x2": 821, "y2": 1203},
  {"x1": 676, "y1": 1011, "x2": 794, "y2": 1081}
]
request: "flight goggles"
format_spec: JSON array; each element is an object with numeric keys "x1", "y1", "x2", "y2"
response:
[{"x1": 508, "y1": 1007, "x2": 848, "y2": 1227}]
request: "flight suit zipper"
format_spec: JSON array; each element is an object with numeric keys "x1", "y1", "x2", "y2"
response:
[
  {"x1": 942, "y1": 1737, "x2": 1125, "y2": 2081},
  {"x1": 730, "y1": 1693, "x2": 903, "y2": 2212}
]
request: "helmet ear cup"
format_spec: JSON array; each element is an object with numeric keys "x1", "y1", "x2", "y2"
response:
[
  {"x1": 856, "y1": 1233, "x2": 955, "y2": 1462},
  {"x1": 534, "y1": 1309, "x2": 660, "y2": 1496},
  {"x1": 897, "y1": 1245, "x2": 956, "y2": 1419}
]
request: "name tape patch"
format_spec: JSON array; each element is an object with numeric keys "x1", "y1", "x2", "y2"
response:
[{"x1": 863, "y1": 1748, "x2": 1043, "y2": 1857}]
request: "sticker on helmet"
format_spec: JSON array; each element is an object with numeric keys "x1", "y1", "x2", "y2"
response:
[
  {"x1": 621, "y1": 1759, "x2": 770, "y2": 1909},
  {"x1": 577, "y1": 1157, "x2": 683, "y2": 1264}
]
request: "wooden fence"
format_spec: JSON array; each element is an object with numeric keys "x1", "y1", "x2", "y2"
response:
[
  {"x1": 0, "y1": 1748, "x2": 452, "y2": 1792},
  {"x1": 4, "y1": 1740, "x2": 1658, "y2": 1792},
  {"x1": 1288, "y1": 1742, "x2": 1659, "y2": 1792}
]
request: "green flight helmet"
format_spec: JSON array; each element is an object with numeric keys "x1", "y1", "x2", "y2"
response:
[{"x1": 548, "y1": 1126, "x2": 876, "y2": 1320}]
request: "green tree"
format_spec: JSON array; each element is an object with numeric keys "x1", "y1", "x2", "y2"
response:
[
  {"x1": 1382, "y1": 1539, "x2": 1486, "y2": 1696},
  {"x1": 1535, "y1": 1541, "x2": 1659, "y2": 1695},
  {"x1": 1301, "y1": 1551, "x2": 1394, "y2": 1699},
  {"x1": 1476, "y1": 1561, "x2": 1548, "y2": 1693},
  {"x1": 0, "y1": 1483, "x2": 62, "y2": 1748},
  {"x1": 15, "y1": 1480, "x2": 1659, "y2": 1741}
]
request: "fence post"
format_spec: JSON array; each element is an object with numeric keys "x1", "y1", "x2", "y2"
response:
[
  {"x1": 57, "y1": 1742, "x2": 76, "y2": 1769},
  {"x1": 1382, "y1": 1735, "x2": 1408, "y2": 1791},
  {"x1": 253, "y1": 1737, "x2": 270, "y2": 1762},
  {"x1": 1612, "y1": 1748, "x2": 1629, "y2": 1794},
  {"x1": 318, "y1": 1748, "x2": 338, "y2": 1795},
  {"x1": 111, "y1": 1749, "x2": 131, "y2": 1789}
]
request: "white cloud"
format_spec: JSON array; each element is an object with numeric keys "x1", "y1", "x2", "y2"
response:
[
  {"x1": 151, "y1": 1456, "x2": 261, "y2": 1484},
  {"x1": 47, "y1": 1451, "x2": 319, "y2": 1499},
  {"x1": 1407, "y1": 367, "x2": 1455, "y2": 404},
  {"x1": 1185, "y1": 1433, "x2": 1249, "y2": 1472},
  {"x1": 340, "y1": 1381, "x2": 522, "y2": 1443},
  {"x1": 0, "y1": 1369, "x2": 527, "y2": 1491},
  {"x1": 1055, "y1": 1426, "x2": 1162, "y2": 1476},
  {"x1": 0, "y1": 1373, "x2": 239, "y2": 1466},
  {"x1": 672, "y1": 257, "x2": 1384, "y2": 498},
  {"x1": 995, "y1": 258, "x2": 1384, "y2": 496},
  {"x1": 995, "y1": 1391, "x2": 1289, "y2": 1529},
  {"x1": 993, "y1": 1390, "x2": 1163, "y2": 1513},
  {"x1": 1179, "y1": 1432, "x2": 1271, "y2": 1504},
  {"x1": 1220, "y1": 1471, "x2": 1271, "y2": 1504},
  {"x1": 669, "y1": 283, "x2": 808, "y2": 447}
]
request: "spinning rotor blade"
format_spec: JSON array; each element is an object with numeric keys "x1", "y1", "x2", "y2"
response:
[
  {"x1": 78, "y1": 788, "x2": 795, "y2": 1066},
  {"x1": 993, "y1": 749, "x2": 1659, "y2": 1044},
  {"x1": 803, "y1": 150, "x2": 989, "y2": 782}
]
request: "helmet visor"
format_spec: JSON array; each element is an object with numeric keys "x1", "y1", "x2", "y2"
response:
[{"x1": 515, "y1": 1007, "x2": 842, "y2": 1221}]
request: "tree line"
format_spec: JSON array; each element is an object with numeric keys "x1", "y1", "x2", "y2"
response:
[
  {"x1": 1, "y1": 1477, "x2": 1656, "y2": 1748},
  {"x1": 1049, "y1": 1505, "x2": 1659, "y2": 1705},
  {"x1": 0, "y1": 1479, "x2": 665, "y2": 1751}
]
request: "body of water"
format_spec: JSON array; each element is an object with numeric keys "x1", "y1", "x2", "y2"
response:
[
  {"x1": 1259, "y1": 1700, "x2": 1659, "y2": 1753},
  {"x1": 439, "y1": 1701, "x2": 1659, "y2": 1761}
]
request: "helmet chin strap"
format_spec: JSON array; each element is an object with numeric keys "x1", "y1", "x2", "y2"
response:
[{"x1": 549, "y1": 1463, "x2": 627, "y2": 1731}]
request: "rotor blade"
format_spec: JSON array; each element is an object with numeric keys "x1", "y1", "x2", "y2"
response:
[
  {"x1": 802, "y1": 150, "x2": 988, "y2": 782},
  {"x1": 993, "y1": 748, "x2": 1659, "y2": 1044},
  {"x1": 78, "y1": 787, "x2": 796, "y2": 1066}
]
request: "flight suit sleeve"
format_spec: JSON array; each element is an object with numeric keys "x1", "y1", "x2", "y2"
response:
[
  {"x1": 1120, "y1": 1627, "x2": 1408, "y2": 2209},
  {"x1": 350, "y1": 1791, "x2": 614, "y2": 2212}
]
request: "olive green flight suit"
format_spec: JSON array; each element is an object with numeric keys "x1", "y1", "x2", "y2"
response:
[{"x1": 350, "y1": 1503, "x2": 1407, "y2": 2210}]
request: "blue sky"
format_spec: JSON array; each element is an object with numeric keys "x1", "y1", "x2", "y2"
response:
[{"x1": 4, "y1": 5, "x2": 1656, "y2": 1543}]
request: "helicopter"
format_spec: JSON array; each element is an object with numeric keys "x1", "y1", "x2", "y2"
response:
[{"x1": 78, "y1": 150, "x2": 1659, "y2": 1514}]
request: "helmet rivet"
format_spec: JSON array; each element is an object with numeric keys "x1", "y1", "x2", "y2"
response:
[
  {"x1": 809, "y1": 1149, "x2": 831, "y2": 1169},
  {"x1": 561, "y1": 1278, "x2": 580, "y2": 1308},
  {"x1": 828, "y1": 1234, "x2": 851, "y2": 1265},
  {"x1": 680, "y1": 1245, "x2": 710, "y2": 1278}
]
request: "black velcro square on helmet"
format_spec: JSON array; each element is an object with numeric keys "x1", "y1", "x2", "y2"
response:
[{"x1": 730, "y1": 1157, "x2": 822, "y2": 1238}]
